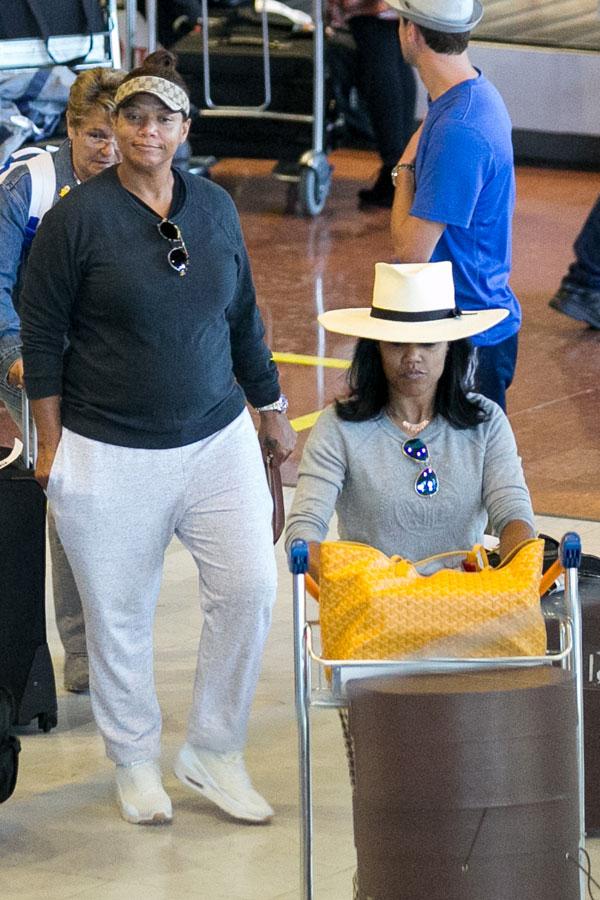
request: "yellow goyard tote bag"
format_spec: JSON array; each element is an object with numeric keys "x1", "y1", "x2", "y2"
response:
[{"x1": 318, "y1": 538, "x2": 547, "y2": 661}]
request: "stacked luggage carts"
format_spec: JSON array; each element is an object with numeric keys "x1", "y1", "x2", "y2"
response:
[
  {"x1": 174, "y1": 0, "x2": 334, "y2": 216},
  {"x1": 0, "y1": 0, "x2": 120, "y2": 71},
  {"x1": 0, "y1": 1, "x2": 121, "y2": 164},
  {"x1": 289, "y1": 534, "x2": 589, "y2": 900}
]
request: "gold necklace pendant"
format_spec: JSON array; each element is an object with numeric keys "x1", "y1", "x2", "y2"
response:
[{"x1": 400, "y1": 418, "x2": 430, "y2": 436}]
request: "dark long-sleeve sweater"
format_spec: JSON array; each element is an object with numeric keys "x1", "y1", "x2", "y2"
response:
[{"x1": 20, "y1": 166, "x2": 280, "y2": 449}]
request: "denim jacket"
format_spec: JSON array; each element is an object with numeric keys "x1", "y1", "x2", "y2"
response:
[{"x1": 0, "y1": 140, "x2": 76, "y2": 386}]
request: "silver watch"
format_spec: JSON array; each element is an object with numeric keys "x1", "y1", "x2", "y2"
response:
[
  {"x1": 256, "y1": 394, "x2": 289, "y2": 414},
  {"x1": 391, "y1": 162, "x2": 415, "y2": 187}
]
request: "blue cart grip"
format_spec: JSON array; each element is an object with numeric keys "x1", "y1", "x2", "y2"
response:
[
  {"x1": 560, "y1": 532, "x2": 582, "y2": 569},
  {"x1": 289, "y1": 539, "x2": 309, "y2": 574}
]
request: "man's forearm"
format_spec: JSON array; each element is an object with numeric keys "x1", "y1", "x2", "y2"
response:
[
  {"x1": 391, "y1": 168, "x2": 417, "y2": 256},
  {"x1": 391, "y1": 170, "x2": 446, "y2": 261},
  {"x1": 390, "y1": 121, "x2": 446, "y2": 261},
  {"x1": 31, "y1": 395, "x2": 62, "y2": 450}
]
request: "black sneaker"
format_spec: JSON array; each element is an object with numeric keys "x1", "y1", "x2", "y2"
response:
[
  {"x1": 549, "y1": 282, "x2": 600, "y2": 329},
  {"x1": 358, "y1": 166, "x2": 394, "y2": 209}
]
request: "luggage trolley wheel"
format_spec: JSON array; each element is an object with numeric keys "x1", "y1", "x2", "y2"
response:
[
  {"x1": 38, "y1": 712, "x2": 57, "y2": 733},
  {"x1": 297, "y1": 151, "x2": 332, "y2": 217}
]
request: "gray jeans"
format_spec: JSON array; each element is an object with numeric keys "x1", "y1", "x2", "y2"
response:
[{"x1": 0, "y1": 383, "x2": 87, "y2": 663}]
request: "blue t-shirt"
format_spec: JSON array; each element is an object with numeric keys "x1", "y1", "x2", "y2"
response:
[{"x1": 411, "y1": 71, "x2": 520, "y2": 347}]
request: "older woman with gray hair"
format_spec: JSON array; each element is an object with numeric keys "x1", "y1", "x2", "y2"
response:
[{"x1": 0, "y1": 65, "x2": 125, "y2": 692}]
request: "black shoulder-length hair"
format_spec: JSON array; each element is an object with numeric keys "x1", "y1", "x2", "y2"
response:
[{"x1": 334, "y1": 338, "x2": 491, "y2": 430}]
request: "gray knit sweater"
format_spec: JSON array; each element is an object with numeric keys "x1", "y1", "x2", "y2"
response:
[{"x1": 285, "y1": 397, "x2": 534, "y2": 568}]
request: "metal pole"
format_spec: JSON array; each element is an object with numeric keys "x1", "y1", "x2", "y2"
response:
[
  {"x1": 561, "y1": 532, "x2": 585, "y2": 900},
  {"x1": 291, "y1": 540, "x2": 314, "y2": 900},
  {"x1": 312, "y1": 0, "x2": 324, "y2": 155},
  {"x1": 21, "y1": 391, "x2": 32, "y2": 470},
  {"x1": 145, "y1": 0, "x2": 158, "y2": 54},
  {"x1": 107, "y1": 0, "x2": 122, "y2": 69},
  {"x1": 123, "y1": 0, "x2": 137, "y2": 70}
]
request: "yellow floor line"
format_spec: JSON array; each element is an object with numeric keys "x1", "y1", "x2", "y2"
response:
[
  {"x1": 290, "y1": 410, "x2": 323, "y2": 432},
  {"x1": 270, "y1": 352, "x2": 347, "y2": 432},
  {"x1": 272, "y1": 352, "x2": 350, "y2": 369}
]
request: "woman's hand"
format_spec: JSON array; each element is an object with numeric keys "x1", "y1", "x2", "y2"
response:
[
  {"x1": 7, "y1": 357, "x2": 24, "y2": 388},
  {"x1": 307, "y1": 541, "x2": 321, "y2": 583},
  {"x1": 30, "y1": 396, "x2": 62, "y2": 491},
  {"x1": 258, "y1": 411, "x2": 296, "y2": 466},
  {"x1": 498, "y1": 519, "x2": 536, "y2": 560},
  {"x1": 35, "y1": 442, "x2": 59, "y2": 491}
]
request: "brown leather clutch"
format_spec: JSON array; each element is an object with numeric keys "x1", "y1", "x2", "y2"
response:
[{"x1": 264, "y1": 453, "x2": 285, "y2": 544}]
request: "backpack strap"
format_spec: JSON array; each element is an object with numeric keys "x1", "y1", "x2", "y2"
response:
[
  {"x1": 0, "y1": 148, "x2": 57, "y2": 249},
  {"x1": 0, "y1": 145, "x2": 46, "y2": 176},
  {"x1": 24, "y1": 148, "x2": 56, "y2": 230}
]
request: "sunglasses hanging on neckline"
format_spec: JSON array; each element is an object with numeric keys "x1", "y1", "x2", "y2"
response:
[
  {"x1": 402, "y1": 437, "x2": 439, "y2": 497},
  {"x1": 157, "y1": 218, "x2": 189, "y2": 277}
]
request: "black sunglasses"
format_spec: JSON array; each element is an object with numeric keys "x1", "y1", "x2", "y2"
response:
[
  {"x1": 157, "y1": 218, "x2": 189, "y2": 277},
  {"x1": 402, "y1": 438, "x2": 439, "y2": 497}
]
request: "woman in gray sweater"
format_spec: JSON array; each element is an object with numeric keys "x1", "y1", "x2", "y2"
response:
[{"x1": 286, "y1": 260, "x2": 535, "y2": 578}]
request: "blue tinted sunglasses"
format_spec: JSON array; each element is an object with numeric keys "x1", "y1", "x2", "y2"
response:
[{"x1": 402, "y1": 438, "x2": 439, "y2": 497}]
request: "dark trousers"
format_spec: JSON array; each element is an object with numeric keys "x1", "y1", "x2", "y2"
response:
[
  {"x1": 475, "y1": 333, "x2": 519, "y2": 413},
  {"x1": 348, "y1": 16, "x2": 417, "y2": 166},
  {"x1": 567, "y1": 194, "x2": 600, "y2": 290}
]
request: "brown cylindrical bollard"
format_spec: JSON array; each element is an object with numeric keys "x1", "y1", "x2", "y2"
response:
[{"x1": 347, "y1": 667, "x2": 580, "y2": 900}]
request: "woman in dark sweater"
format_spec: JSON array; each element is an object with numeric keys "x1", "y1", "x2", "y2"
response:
[{"x1": 21, "y1": 51, "x2": 295, "y2": 827}]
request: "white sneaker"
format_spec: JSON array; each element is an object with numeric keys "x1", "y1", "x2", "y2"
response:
[
  {"x1": 115, "y1": 761, "x2": 173, "y2": 825},
  {"x1": 174, "y1": 743, "x2": 273, "y2": 823}
]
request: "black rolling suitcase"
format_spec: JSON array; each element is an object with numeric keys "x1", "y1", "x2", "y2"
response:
[
  {"x1": 0, "y1": 399, "x2": 57, "y2": 733},
  {"x1": 174, "y1": 11, "x2": 334, "y2": 162}
]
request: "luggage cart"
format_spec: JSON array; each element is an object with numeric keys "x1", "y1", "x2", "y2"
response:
[
  {"x1": 188, "y1": 0, "x2": 333, "y2": 216},
  {"x1": 290, "y1": 533, "x2": 587, "y2": 900},
  {"x1": 0, "y1": 1, "x2": 120, "y2": 167},
  {"x1": 0, "y1": 0, "x2": 120, "y2": 70}
]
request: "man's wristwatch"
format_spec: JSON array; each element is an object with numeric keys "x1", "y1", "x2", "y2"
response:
[
  {"x1": 256, "y1": 394, "x2": 289, "y2": 414},
  {"x1": 391, "y1": 162, "x2": 415, "y2": 187}
]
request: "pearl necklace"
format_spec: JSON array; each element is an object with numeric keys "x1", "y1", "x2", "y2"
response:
[{"x1": 401, "y1": 418, "x2": 430, "y2": 437}]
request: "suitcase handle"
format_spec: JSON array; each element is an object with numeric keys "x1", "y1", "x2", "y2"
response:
[
  {"x1": 200, "y1": 0, "x2": 272, "y2": 112},
  {"x1": 0, "y1": 439, "x2": 24, "y2": 470}
]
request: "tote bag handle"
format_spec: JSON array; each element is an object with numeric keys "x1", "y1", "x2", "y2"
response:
[{"x1": 24, "y1": 0, "x2": 107, "y2": 66}]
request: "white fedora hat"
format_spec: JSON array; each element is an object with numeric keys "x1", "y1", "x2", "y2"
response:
[
  {"x1": 386, "y1": 0, "x2": 483, "y2": 33},
  {"x1": 318, "y1": 262, "x2": 508, "y2": 343}
]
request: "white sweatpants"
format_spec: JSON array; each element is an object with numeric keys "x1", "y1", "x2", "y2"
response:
[{"x1": 47, "y1": 409, "x2": 276, "y2": 765}]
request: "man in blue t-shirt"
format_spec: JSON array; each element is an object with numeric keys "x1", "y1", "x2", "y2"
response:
[{"x1": 388, "y1": 0, "x2": 520, "y2": 411}]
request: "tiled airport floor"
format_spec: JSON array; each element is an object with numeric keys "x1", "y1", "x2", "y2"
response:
[{"x1": 2, "y1": 495, "x2": 600, "y2": 900}]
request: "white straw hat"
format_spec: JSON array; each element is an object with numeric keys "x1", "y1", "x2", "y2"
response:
[
  {"x1": 385, "y1": 0, "x2": 483, "y2": 33},
  {"x1": 318, "y1": 262, "x2": 508, "y2": 343}
]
